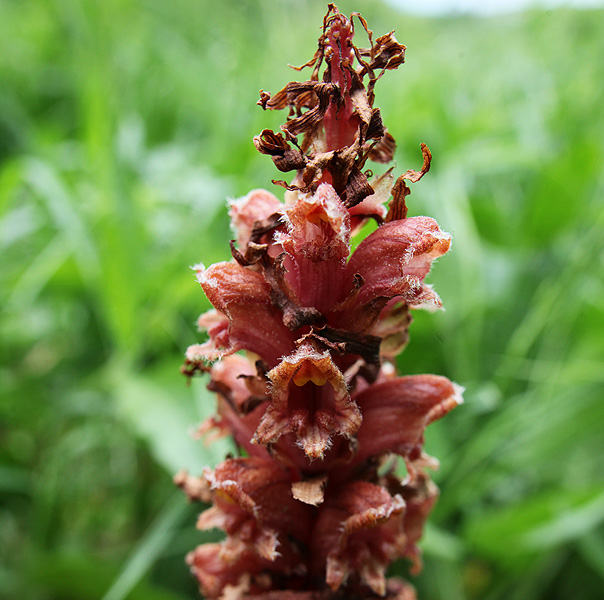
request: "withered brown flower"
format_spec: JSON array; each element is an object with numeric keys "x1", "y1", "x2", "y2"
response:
[{"x1": 178, "y1": 5, "x2": 462, "y2": 599}]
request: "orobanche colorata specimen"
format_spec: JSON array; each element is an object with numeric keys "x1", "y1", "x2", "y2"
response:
[{"x1": 176, "y1": 5, "x2": 462, "y2": 600}]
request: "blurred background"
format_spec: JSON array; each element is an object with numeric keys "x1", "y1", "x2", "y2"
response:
[{"x1": 1, "y1": 0, "x2": 604, "y2": 599}]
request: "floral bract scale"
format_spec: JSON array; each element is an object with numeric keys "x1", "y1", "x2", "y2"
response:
[{"x1": 177, "y1": 5, "x2": 462, "y2": 599}]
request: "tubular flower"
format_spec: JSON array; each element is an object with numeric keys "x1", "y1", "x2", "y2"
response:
[{"x1": 178, "y1": 5, "x2": 462, "y2": 600}]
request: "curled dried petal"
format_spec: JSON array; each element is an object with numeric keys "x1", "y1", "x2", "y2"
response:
[
  {"x1": 254, "y1": 130, "x2": 309, "y2": 173},
  {"x1": 400, "y1": 143, "x2": 432, "y2": 184},
  {"x1": 253, "y1": 6, "x2": 404, "y2": 215},
  {"x1": 348, "y1": 167, "x2": 394, "y2": 233}
]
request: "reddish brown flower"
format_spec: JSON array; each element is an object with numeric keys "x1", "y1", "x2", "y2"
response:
[
  {"x1": 353, "y1": 375, "x2": 463, "y2": 464},
  {"x1": 312, "y1": 481, "x2": 406, "y2": 595},
  {"x1": 187, "y1": 544, "x2": 288, "y2": 599},
  {"x1": 197, "y1": 457, "x2": 312, "y2": 561},
  {"x1": 187, "y1": 262, "x2": 295, "y2": 365},
  {"x1": 254, "y1": 339, "x2": 361, "y2": 459}
]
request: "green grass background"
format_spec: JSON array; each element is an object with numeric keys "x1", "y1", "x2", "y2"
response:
[{"x1": 1, "y1": 0, "x2": 603, "y2": 598}]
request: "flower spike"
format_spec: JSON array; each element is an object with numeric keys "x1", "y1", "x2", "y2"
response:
[{"x1": 179, "y1": 6, "x2": 461, "y2": 600}]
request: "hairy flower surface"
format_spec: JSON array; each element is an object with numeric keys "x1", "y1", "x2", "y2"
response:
[{"x1": 179, "y1": 5, "x2": 462, "y2": 600}]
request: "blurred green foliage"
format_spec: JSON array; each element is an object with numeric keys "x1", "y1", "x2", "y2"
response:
[{"x1": 1, "y1": 0, "x2": 603, "y2": 599}]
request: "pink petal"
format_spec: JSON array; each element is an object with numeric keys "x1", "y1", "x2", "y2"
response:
[
  {"x1": 282, "y1": 184, "x2": 351, "y2": 262},
  {"x1": 204, "y1": 354, "x2": 269, "y2": 458},
  {"x1": 197, "y1": 261, "x2": 295, "y2": 365},
  {"x1": 229, "y1": 189, "x2": 283, "y2": 248},
  {"x1": 278, "y1": 185, "x2": 350, "y2": 314},
  {"x1": 354, "y1": 375, "x2": 463, "y2": 463},
  {"x1": 345, "y1": 217, "x2": 451, "y2": 310}
]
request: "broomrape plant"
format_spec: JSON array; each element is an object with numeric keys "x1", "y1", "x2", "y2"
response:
[{"x1": 176, "y1": 5, "x2": 462, "y2": 599}]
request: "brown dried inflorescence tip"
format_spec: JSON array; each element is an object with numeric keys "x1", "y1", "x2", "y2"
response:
[{"x1": 178, "y1": 5, "x2": 462, "y2": 600}]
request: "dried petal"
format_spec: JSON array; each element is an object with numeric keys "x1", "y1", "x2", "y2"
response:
[
  {"x1": 385, "y1": 144, "x2": 432, "y2": 223},
  {"x1": 368, "y1": 130, "x2": 397, "y2": 164},
  {"x1": 348, "y1": 167, "x2": 394, "y2": 230},
  {"x1": 254, "y1": 129, "x2": 309, "y2": 174},
  {"x1": 252, "y1": 5, "x2": 404, "y2": 214},
  {"x1": 400, "y1": 143, "x2": 432, "y2": 184}
]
